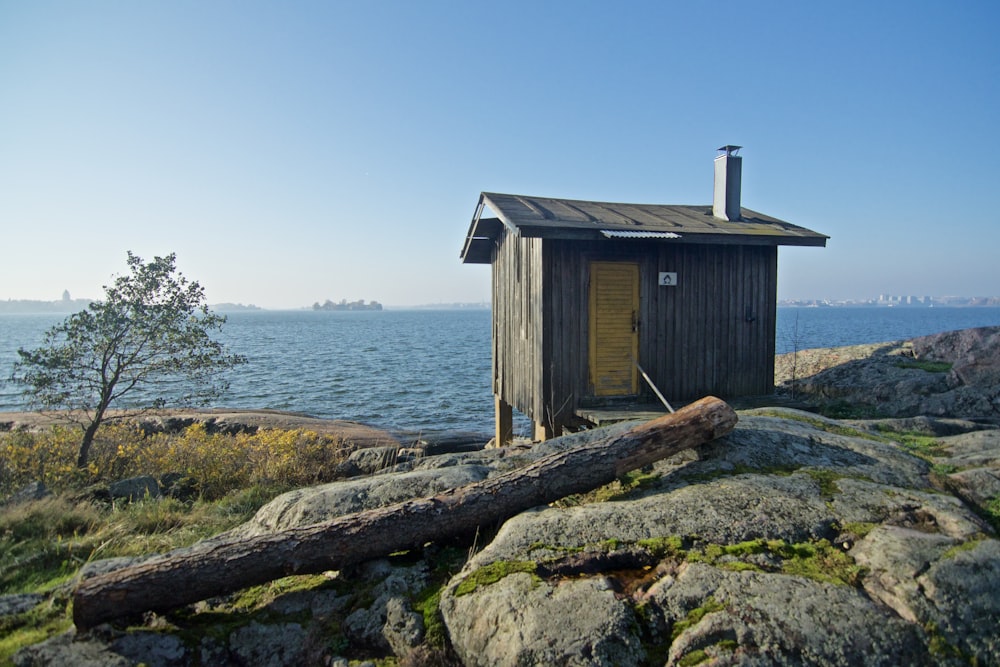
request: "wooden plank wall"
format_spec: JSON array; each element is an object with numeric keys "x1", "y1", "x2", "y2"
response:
[
  {"x1": 543, "y1": 240, "x2": 777, "y2": 430},
  {"x1": 492, "y1": 228, "x2": 545, "y2": 423}
]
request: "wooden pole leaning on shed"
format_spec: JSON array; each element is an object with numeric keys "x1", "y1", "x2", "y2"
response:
[
  {"x1": 635, "y1": 360, "x2": 675, "y2": 414},
  {"x1": 72, "y1": 396, "x2": 738, "y2": 630}
]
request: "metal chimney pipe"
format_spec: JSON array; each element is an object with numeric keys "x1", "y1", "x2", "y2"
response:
[{"x1": 713, "y1": 145, "x2": 742, "y2": 221}]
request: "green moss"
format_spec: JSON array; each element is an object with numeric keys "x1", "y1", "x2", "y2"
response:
[
  {"x1": 987, "y1": 498, "x2": 1000, "y2": 532},
  {"x1": 670, "y1": 596, "x2": 724, "y2": 641},
  {"x1": 636, "y1": 535, "x2": 686, "y2": 559},
  {"x1": 677, "y1": 648, "x2": 710, "y2": 666},
  {"x1": 601, "y1": 538, "x2": 622, "y2": 551},
  {"x1": 941, "y1": 538, "x2": 983, "y2": 561},
  {"x1": 679, "y1": 537, "x2": 864, "y2": 587},
  {"x1": 675, "y1": 638, "x2": 738, "y2": 667},
  {"x1": 931, "y1": 463, "x2": 959, "y2": 475},
  {"x1": 453, "y1": 561, "x2": 540, "y2": 597},
  {"x1": 718, "y1": 561, "x2": 761, "y2": 573},
  {"x1": 924, "y1": 622, "x2": 967, "y2": 660},
  {"x1": 803, "y1": 469, "x2": 842, "y2": 497},
  {"x1": 715, "y1": 638, "x2": 738, "y2": 652},
  {"x1": 555, "y1": 468, "x2": 663, "y2": 506},
  {"x1": 837, "y1": 521, "x2": 876, "y2": 539},
  {"x1": 753, "y1": 410, "x2": 960, "y2": 471},
  {"x1": 895, "y1": 360, "x2": 953, "y2": 373},
  {"x1": 721, "y1": 539, "x2": 767, "y2": 556},
  {"x1": 778, "y1": 539, "x2": 865, "y2": 586},
  {"x1": 880, "y1": 430, "x2": 950, "y2": 461},
  {"x1": 413, "y1": 585, "x2": 447, "y2": 648},
  {"x1": 229, "y1": 574, "x2": 333, "y2": 612}
]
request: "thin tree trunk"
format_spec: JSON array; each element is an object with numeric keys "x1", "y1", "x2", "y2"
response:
[
  {"x1": 73, "y1": 396, "x2": 737, "y2": 629},
  {"x1": 77, "y1": 419, "x2": 101, "y2": 469}
]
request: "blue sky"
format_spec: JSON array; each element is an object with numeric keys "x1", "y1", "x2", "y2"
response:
[{"x1": 2, "y1": 1, "x2": 997, "y2": 308}]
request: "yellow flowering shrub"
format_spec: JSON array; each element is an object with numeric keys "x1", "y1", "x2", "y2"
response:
[
  {"x1": 0, "y1": 426, "x2": 97, "y2": 492},
  {"x1": 0, "y1": 423, "x2": 354, "y2": 499}
]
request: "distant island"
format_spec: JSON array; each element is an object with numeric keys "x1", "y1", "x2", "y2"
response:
[
  {"x1": 312, "y1": 299, "x2": 383, "y2": 311},
  {"x1": 209, "y1": 303, "x2": 262, "y2": 312}
]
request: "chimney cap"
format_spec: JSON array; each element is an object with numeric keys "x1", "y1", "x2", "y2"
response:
[{"x1": 717, "y1": 145, "x2": 742, "y2": 157}]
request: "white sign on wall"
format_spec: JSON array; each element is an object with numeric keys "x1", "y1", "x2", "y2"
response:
[{"x1": 658, "y1": 272, "x2": 678, "y2": 286}]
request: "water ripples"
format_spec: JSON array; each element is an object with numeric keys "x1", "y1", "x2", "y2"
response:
[{"x1": 5, "y1": 307, "x2": 999, "y2": 435}]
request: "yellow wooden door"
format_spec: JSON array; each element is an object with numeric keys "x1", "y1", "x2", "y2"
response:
[{"x1": 589, "y1": 261, "x2": 639, "y2": 396}]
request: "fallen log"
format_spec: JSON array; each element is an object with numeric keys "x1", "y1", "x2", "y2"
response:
[{"x1": 72, "y1": 396, "x2": 737, "y2": 629}]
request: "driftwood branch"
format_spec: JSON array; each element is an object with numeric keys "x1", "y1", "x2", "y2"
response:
[{"x1": 73, "y1": 396, "x2": 737, "y2": 629}]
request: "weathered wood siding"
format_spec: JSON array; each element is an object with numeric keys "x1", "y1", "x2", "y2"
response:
[
  {"x1": 542, "y1": 240, "x2": 777, "y2": 430},
  {"x1": 491, "y1": 227, "x2": 545, "y2": 422}
]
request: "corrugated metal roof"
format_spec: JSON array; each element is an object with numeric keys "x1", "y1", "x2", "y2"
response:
[
  {"x1": 461, "y1": 191, "x2": 828, "y2": 263},
  {"x1": 601, "y1": 230, "x2": 682, "y2": 239}
]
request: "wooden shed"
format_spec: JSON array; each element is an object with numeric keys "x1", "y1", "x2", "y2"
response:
[{"x1": 460, "y1": 147, "x2": 828, "y2": 444}]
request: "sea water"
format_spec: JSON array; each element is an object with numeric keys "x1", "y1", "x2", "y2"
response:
[{"x1": 2, "y1": 307, "x2": 999, "y2": 433}]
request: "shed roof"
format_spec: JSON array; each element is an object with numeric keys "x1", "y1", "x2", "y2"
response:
[{"x1": 461, "y1": 192, "x2": 828, "y2": 264}]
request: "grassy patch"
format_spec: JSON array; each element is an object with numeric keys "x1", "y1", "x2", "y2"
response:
[
  {"x1": 0, "y1": 495, "x2": 103, "y2": 593},
  {"x1": 0, "y1": 422, "x2": 337, "y2": 599},
  {"x1": 0, "y1": 486, "x2": 284, "y2": 598},
  {"x1": 0, "y1": 593, "x2": 73, "y2": 665}
]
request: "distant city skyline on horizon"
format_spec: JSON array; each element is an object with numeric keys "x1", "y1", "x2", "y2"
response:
[{"x1": 3, "y1": 293, "x2": 1000, "y2": 313}]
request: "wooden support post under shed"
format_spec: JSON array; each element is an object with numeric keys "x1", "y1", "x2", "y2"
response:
[
  {"x1": 495, "y1": 395, "x2": 513, "y2": 446},
  {"x1": 534, "y1": 420, "x2": 553, "y2": 442}
]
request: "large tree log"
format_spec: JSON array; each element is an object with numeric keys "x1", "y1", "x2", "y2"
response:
[{"x1": 73, "y1": 396, "x2": 737, "y2": 629}]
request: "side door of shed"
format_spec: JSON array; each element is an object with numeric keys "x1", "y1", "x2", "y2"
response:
[{"x1": 588, "y1": 261, "x2": 639, "y2": 396}]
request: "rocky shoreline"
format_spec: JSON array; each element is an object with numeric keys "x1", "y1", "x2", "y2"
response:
[
  {"x1": 5, "y1": 326, "x2": 1000, "y2": 666},
  {"x1": 775, "y1": 325, "x2": 1000, "y2": 422}
]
